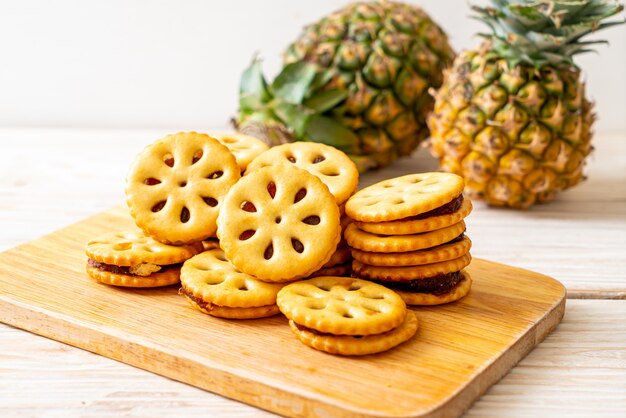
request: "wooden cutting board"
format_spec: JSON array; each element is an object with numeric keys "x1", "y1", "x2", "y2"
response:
[{"x1": 0, "y1": 206, "x2": 565, "y2": 418}]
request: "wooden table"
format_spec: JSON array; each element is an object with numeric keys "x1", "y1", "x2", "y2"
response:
[{"x1": 1, "y1": 128, "x2": 625, "y2": 417}]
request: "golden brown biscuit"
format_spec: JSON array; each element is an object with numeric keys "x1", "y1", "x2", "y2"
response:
[
  {"x1": 86, "y1": 230, "x2": 203, "y2": 266},
  {"x1": 355, "y1": 198, "x2": 472, "y2": 235},
  {"x1": 217, "y1": 165, "x2": 341, "y2": 282},
  {"x1": 180, "y1": 249, "x2": 284, "y2": 308},
  {"x1": 86, "y1": 265, "x2": 181, "y2": 288},
  {"x1": 183, "y1": 296, "x2": 280, "y2": 319},
  {"x1": 126, "y1": 132, "x2": 240, "y2": 244},
  {"x1": 211, "y1": 132, "x2": 270, "y2": 171},
  {"x1": 351, "y1": 236, "x2": 471, "y2": 267},
  {"x1": 245, "y1": 142, "x2": 359, "y2": 205},
  {"x1": 85, "y1": 230, "x2": 202, "y2": 288},
  {"x1": 345, "y1": 172, "x2": 465, "y2": 222},
  {"x1": 277, "y1": 277, "x2": 406, "y2": 336},
  {"x1": 345, "y1": 221, "x2": 466, "y2": 253},
  {"x1": 289, "y1": 310, "x2": 418, "y2": 355},
  {"x1": 352, "y1": 253, "x2": 472, "y2": 281}
]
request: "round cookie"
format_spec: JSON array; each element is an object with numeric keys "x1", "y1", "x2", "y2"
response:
[
  {"x1": 86, "y1": 230, "x2": 203, "y2": 266},
  {"x1": 211, "y1": 132, "x2": 270, "y2": 171},
  {"x1": 245, "y1": 142, "x2": 359, "y2": 205},
  {"x1": 289, "y1": 310, "x2": 418, "y2": 356},
  {"x1": 355, "y1": 199, "x2": 473, "y2": 235},
  {"x1": 345, "y1": 173, "x2": 465, "y2": 222},
  {"x1": 277, "y1": 277, "x2": 406, "y2": 336},
  {"x1": 217, "y1": 165, "x2": 341, "y2": 282},
  {"x1": 180, "y1": 249, "x2": 284, "y2": 310},
  {"x1": 395, "y1": 271, "x2": 472, "y2": 306},
  {"x1": 126, "y1": 132, "x2": 240, "y2": 244},
  {"x1": 351, "y1": 236, "x2": 471, "y2": 267},
  {"x1": 345, "y1": 221, "x2": 466, "y2": 253},
  {"x1": 352, "y1": 253, "x2": 472, "y2": 281}
]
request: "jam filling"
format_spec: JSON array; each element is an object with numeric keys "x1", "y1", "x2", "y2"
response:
[
  {"x1": 180, "y1": 287, "x2": 211, "y2": 309},
  {"x1": 87, "y1": 259, "x2": 179, "y2": 276},
  {"x1": 374, "y1": 271, "x2": 463, "y2": 295},
  {"x1": 409, "y1": 194, "x2": 464, "y2": 220},
  {"x1": 293, "y1": 322, "x2": 364, "y2": 338}
]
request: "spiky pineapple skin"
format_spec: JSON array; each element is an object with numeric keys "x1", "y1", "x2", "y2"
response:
[
  {"x1": 284, "y1": 1, "x2": 454, "y2": 170},
  {"x1": 427, "y1": 47, "x2": 595, "y2": 209}
]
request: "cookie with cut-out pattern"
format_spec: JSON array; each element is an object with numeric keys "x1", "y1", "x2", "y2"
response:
[
  {"x1": 180, "y1": 248, "x2": 284, "y2": 309},
  {"x1": 245, "y1": 142, "x2": 359, "y2": 205},
  {"x1": 126, "y1": 132, "x2": 240, "y2": 244},
  {"x1": 86, "y1": 230, "x2": 203, "y2": 266},
  {"x1": 277, "y1": 277, "x2": 406, "y2": 336},
  {"x1": 212, "y1": 132, "x2": 269, "y2": 171},
  {"x1": 289, "y1": 310, "x2": 417, "y2": 356},
  {"x1": 345, "y1": 173, "x2": 464, "y2": 222},
  {"x1": 217, "y1": 165, "x2": 341, "y2": 282}
]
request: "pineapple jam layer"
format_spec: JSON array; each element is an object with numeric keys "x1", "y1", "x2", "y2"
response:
[
  {"x1": 292, "y1": 322, "x2": 366, "y2": 338},
  {"x1": 408, "y1": 194, "x2": 464, "y2": 220},
  {"x1": 87, "y1": 258, "x2": 179, "y2": 277},
  {"x1": 181, "y1": 287, "x2": 211, "y2": 309},
  {"x1": 373, "y1": 271, "x2": 463, "y2": 295}
]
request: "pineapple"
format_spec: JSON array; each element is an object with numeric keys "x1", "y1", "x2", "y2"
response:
[
  {"x1": 236, "y1": 1, "x2": 454, "y2": 172},
  {"x1": 428, "y1": 0, "x2": 624, "y2": 208}
]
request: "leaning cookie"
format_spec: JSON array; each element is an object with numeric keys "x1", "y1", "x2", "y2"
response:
[
  {"x1": 180, "y1": 248, "x2": 285, "y2": 319},
  {"x1": 85, "y1": 230, "x2": 203, "y2": 287}
]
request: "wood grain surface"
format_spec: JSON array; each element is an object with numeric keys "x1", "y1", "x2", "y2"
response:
[{"x1": 0, "y1": 206, "x2": 565, "y2": 417}]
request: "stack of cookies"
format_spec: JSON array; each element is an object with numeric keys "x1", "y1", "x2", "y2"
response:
[
  {"x1": 344, "y1": 173, "x2": 473, "y2": 306},
  {"x1": 277, "y1": 277, "x2": 418, "y2": 356}
]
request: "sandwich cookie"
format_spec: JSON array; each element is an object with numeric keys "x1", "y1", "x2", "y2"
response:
[
  {"x1": 344, "y1": 172, "x2": 473, "y2": 305},
  {"x1": 180, "y1": 248, "x2": 285, "y2": 319},
  {"x1": 85, "y1": 230, "x2": 203, "y2": 287},
  {"x1": 277, "y1": 277, "x2": 418, "y2": 355}
]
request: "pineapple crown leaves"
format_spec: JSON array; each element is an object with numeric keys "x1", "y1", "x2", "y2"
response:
[
  {"x1": 472, "y1": 0, "x2": 625, "y2": 67},
  {"x1": 238, "y1": 58, "x2": 361, "y2": 154}
]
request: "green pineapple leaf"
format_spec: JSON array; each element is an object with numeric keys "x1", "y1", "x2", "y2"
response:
[
  {"x1": 270, "y1": 101, "x2": 311, "y2": 139},
  {"x1": 304, "y1": 115, "x2": 361, "y2": 154},
  {"x1": 303, "y1": 90, "x2": 348, "y2": 113},
  {"x1": 240, "y1": 58, "x2": 270, "y2": 112},
  {"x1": 271, "y1": 62, "x2": 318, "y2": 104}
]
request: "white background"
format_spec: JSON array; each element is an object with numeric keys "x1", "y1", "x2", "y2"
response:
[{"x1": 0, "y1": 0, "x2": 624, "y2": 132}]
